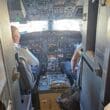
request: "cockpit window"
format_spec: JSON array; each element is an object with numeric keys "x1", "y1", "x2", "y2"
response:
[
  {"x1": 11, "y1": 19, "x2": 81, "y2": 33},
  {"x1": 53, "y1": 19, "x2": 81, "y2": 31},
  {"x1": 11, "y1": 21, "x2": 48, "y2": 33}
]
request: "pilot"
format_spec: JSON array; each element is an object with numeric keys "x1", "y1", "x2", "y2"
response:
[
  {"x1": 11, "y1": 26, "x2": 40, "y2": 110},
  {"x1": 71, "y1": 43, "x2": 82, "y2": 86},
  {"x1": 71, "y1": 44, "x2": 82, "y2": 73},
  {"x1": 11, "y1": 25, "x2": 40, "y2": 76}
]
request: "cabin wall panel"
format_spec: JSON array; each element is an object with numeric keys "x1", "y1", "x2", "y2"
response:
[
  {"x1": 99, "y1": 6, "x2": 110, "y2": 108},
  {"x1": 95, "y1": 5, "x2": 108, "y2": 67},
  {"x1": 0, "y1": 84, "x2": 10, "y2": 109},
  {"x1": 0, "y1": 0, "x2": 21, "y2": 109}
]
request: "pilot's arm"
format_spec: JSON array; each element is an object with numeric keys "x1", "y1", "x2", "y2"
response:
[
  {"x1": 18, "y1": 47, "x2": 39, "y2": 67},
  {"x1": 71, "y1": 44, "x2": 82, "y2": 73}
]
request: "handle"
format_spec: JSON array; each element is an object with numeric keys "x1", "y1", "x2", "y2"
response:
[
  {"x1": 82, "y1": 53, "x2": 103, "y2": 77},
  {"x1": 12, "y1": 67, "x2": 20, "y2": 81}
]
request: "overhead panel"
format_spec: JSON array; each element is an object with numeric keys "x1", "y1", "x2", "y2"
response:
[
  {"x1": 9, "y1": 0, "x2": 83, "y2": 22},
  {"x1": 8, "y1": 0, "x2": 26, "y2": 22}
]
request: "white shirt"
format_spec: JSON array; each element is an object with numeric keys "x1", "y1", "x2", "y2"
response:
[{"x1": 14, "y1": 43, "x2": 39, "y2": 67}]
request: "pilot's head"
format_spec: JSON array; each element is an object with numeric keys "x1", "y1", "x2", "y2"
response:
[{"x1": 11, "y1": 25, "x2": 20, "y2": 44}]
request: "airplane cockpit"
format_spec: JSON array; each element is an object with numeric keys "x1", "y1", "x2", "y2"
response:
[{"x1": 0, "y1": 0, "x2": 110, "y2": 110}]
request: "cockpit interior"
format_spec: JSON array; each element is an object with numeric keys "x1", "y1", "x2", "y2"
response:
[{"x1": 0, "y1": 0, "x2": 110, "y2": 110}]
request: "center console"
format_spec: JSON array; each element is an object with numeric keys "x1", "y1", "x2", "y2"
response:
[{"x1": 38, "y1": 73, "x2": 70, "y2": 110}]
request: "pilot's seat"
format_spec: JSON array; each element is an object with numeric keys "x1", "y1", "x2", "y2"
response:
[
  {"x1": 17, "y1": 57, "x2": 36, "y2": 94},
  {"x1": 16, "y1": 56, "x2": 40, "y2": 110}
]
